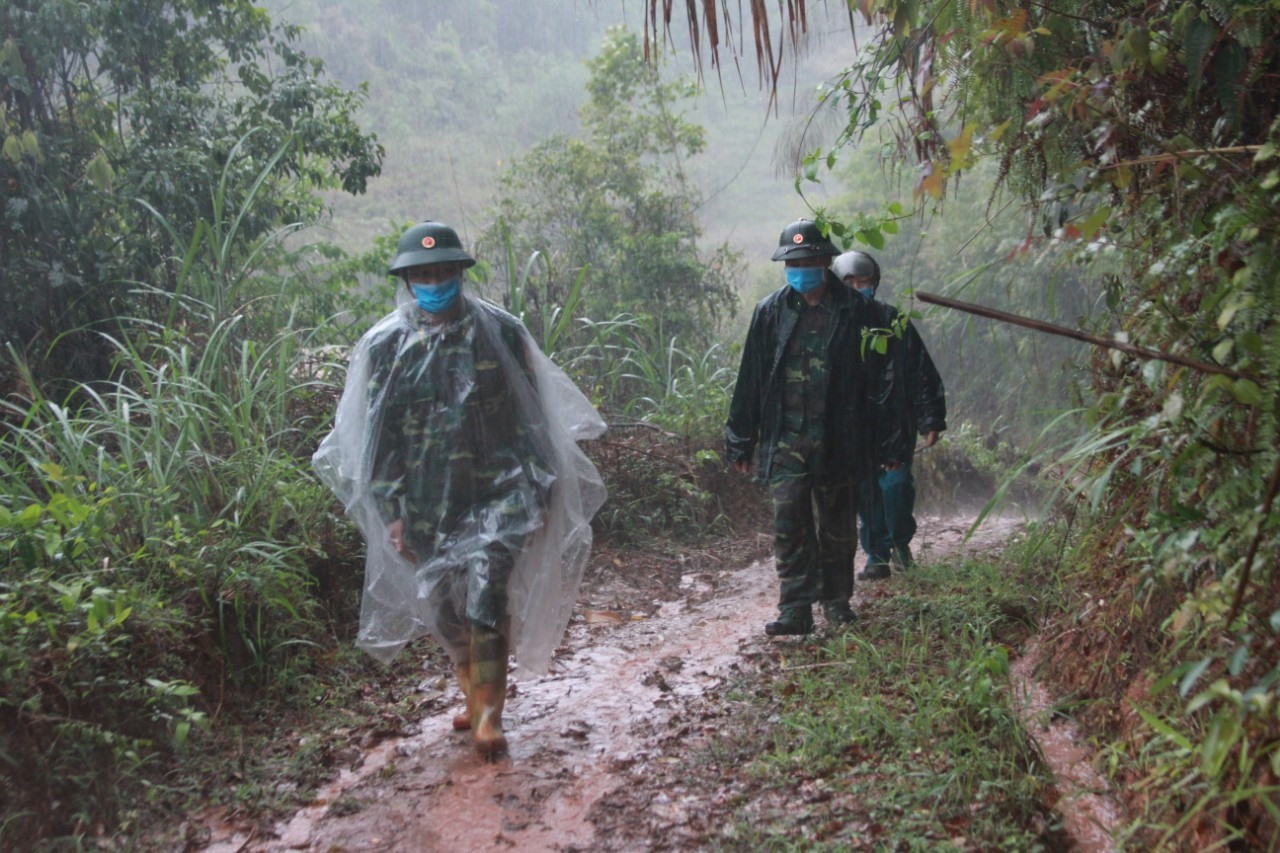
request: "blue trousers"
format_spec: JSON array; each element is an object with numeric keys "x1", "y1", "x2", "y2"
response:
[{"x1": 858, "y1": 462, "x2": 917, "y2": 568}]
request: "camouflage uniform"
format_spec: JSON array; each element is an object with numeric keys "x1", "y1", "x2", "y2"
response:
[
  {"x1": 769, "y1": 298, "x2": 857, "y2": 611},
  {"x1": 726, "y1": 275, "x2": 873, "y2": 625},
  {"x1": 315, "y1": 219, "x2": 607, "y2": 758},
  {"x1": 366, "y1": 301, "x2": 553, "y2": 654}
]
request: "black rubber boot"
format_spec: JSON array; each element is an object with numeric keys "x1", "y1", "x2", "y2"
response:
[
  {"x1": 765, "y1": 606, "x2": 814, "y2": 636},
  {"x1": 857, "y1": 562, "x2": 891, "y2": 581},
  {"x1": 822, "y1": 601, "x2": 858, "y2": 627}
]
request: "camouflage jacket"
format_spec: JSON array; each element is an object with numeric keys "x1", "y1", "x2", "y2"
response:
[
  {"x1": 725, "y1": 273, "x2": 876, "y2": 483},
  {"x1": 365, "y1": 297, "x2": 554, "y2": 555}
]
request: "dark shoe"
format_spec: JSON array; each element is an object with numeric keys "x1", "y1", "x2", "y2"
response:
[
  {"x1": 765, "y1": 607, "x2": 814, "y2": 636},
  {"x1": 891, "y1": 545, "x2": 914, "y2": 571},
  {"x1": 858, "y1": 563, "x2": 891, "y2": 581},
  {"x1": 822, "y1": 602, "x2": 858, "y2": 627}
]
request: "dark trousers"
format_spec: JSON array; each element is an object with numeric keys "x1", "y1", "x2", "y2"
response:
[
  {"x1": 858, "y1": 462, "x2": 917, "y2": 568},
  {"x1": 769, "y1": 449, "x2": 857, "y2": 611}
]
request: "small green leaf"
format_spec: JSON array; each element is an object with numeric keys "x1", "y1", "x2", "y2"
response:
[
  {"x1": 1134, "y1": 705, "x2": 1194, "y2": 750},
  {"x1": 1079, "y1": 205, "x2": 1111, "y2": 238},
  {"x1": 1150, "y1": 45, "x2": 1169, "y2": 73},
  {"x1": 1216, "y1": 297, "x2": 1252, "y2": 331},
  {"x1": 1215, "y1": 41, "x2": 1245, "y2": 128},
  {"x1": 85, "y1": 152, "x2": 115, "y2": 188},
  {"x1": 1230, "y1": 379, "x2": 1264, "y2": 405},
  {"x1": 1227, "y1": 646, "x2": 1248, "y2": 676},
  {"x1": 1184, "y1": 16, "x2": 1216, "y2": 97},
  {"x1": 1125, "y1": 27, "x2": 1150, "y2": 63},
  {"x1": 0, "y1": 38, "x2": 19, "y2": 69},
  {"x1": 1179, "y1": 657, "x2": 1213, "y2": 697},
  {"x1": 1201, "y1": 711, "x2": 1240, "y2": 779},
  {"x1": 1239, "y1": 326, "x2": 1269, "y2": 350}
]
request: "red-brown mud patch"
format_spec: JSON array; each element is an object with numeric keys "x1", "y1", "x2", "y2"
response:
[
  {"x1": 1013, "y1": 642, "x2": 1125, "y2": 853},
  {"x1": 195, "y1": 513, "x2": 1119, "y2": 851}
]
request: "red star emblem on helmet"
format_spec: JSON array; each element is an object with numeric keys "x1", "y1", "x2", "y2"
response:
[
  {"x1": 792, "y1": 233, "x2": 804, "y2": 244},
  {"x1": 422, "y1": 236, "x2": 436, "y2": 249}
]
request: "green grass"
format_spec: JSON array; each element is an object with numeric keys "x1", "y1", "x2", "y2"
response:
[
  {"x1": 703, "y1": 553, "x2": 1065, "y2": 850},
  {"x1": 0, "y1": 286, "x2": 363, "y2": 845}
]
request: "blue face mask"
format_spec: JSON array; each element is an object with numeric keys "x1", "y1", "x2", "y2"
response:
[
  {"x1": 785, "y1": 266, "x2": 825, "y2": 293},
  {"x1": 856, "y1": 286, "x2": 876, "y2": 300},
  {"x1": 411, "y1": 279, "x2": 461, "y2": 314}
]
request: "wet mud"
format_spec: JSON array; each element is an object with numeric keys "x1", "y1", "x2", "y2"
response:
[
  {"x1": 1012, "y1": 646, "x2": 1125, "y2": 853},
  {"x1": 198, "y1": 513, "x2": 1119, "y2": 852}
]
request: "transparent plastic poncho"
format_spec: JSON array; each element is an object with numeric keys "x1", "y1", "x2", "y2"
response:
[{"x1": 313, "y1": 293, "x2": 607, "y2": 676}]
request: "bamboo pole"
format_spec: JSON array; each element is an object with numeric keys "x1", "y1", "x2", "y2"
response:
[{"x1": 913, "y1": 291, "x2": 1259, "y2": 383}]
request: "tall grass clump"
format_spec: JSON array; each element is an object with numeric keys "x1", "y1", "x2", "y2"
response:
[
  {"x1": 553, "y1": 312, "x2": 749, "y2": 542},
  {"x1": 0, "y1": 300, "x2": 353, "y2": 841},
  {"x1": 1019, "y1": 377, "x2": 1280, "y2": 848},
  {"x1": 0, "y1": 148, "x2": 383, "y2": 841},
  {"x1": 471, "y1": 235, "x2": 756, "y2": 542}
]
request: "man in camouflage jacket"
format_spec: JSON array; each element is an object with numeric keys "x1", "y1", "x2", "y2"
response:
[{"x1": 726, "y1": 220, "x2": 877, "y2": 636}]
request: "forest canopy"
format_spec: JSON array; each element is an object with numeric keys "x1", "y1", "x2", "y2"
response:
[{"x1": 0, "y1": 0, "x2": 383, "y2": 387}]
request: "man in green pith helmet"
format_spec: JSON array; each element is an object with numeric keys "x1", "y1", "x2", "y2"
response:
[
  {"x1": 313, "y1": 220, "x2": 607, "y2": 757},
  {"x1": 726, "y1": 219, "x2": 877, "y2": 636}
]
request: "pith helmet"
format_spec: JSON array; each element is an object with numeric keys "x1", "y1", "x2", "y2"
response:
[
  {"x1": 833, "y1": 250, "x2": 881, "y2": 286},
  {"x1": 387, "y1": 221, "x2": 476, "y2": 274},
  {"x1": 770, "y1": 219, "x2": 840, "y2": 262}
]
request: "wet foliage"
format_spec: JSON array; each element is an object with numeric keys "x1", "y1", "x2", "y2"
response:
[
  {"x1": 0, "y1": 10, "x2": 759, "y2": 848},
  {"x1": 665, "y1": 1, "x2": 1280, "y2": 845},
  {"x1": 0, "y1": 0, "x2": 383, "y2": 391}
]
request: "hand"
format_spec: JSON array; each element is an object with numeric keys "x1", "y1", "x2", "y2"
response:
[
  {"x1": 733, "y1": 458, "x2": 752, "y2": 475},
  {"x1": 387, "y1": 519, "x2": 417, "y2": 562},
  {"x1": 881, "y1": 460, "x2": 903, "y2": 472},
  {"x1": 921, "y1": 430, "x2": 940, "y2": 448}
]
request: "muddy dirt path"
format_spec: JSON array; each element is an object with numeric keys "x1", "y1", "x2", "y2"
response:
[{"x1": 201, "y1": 513, "x2": 1072, "y2": 852}]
